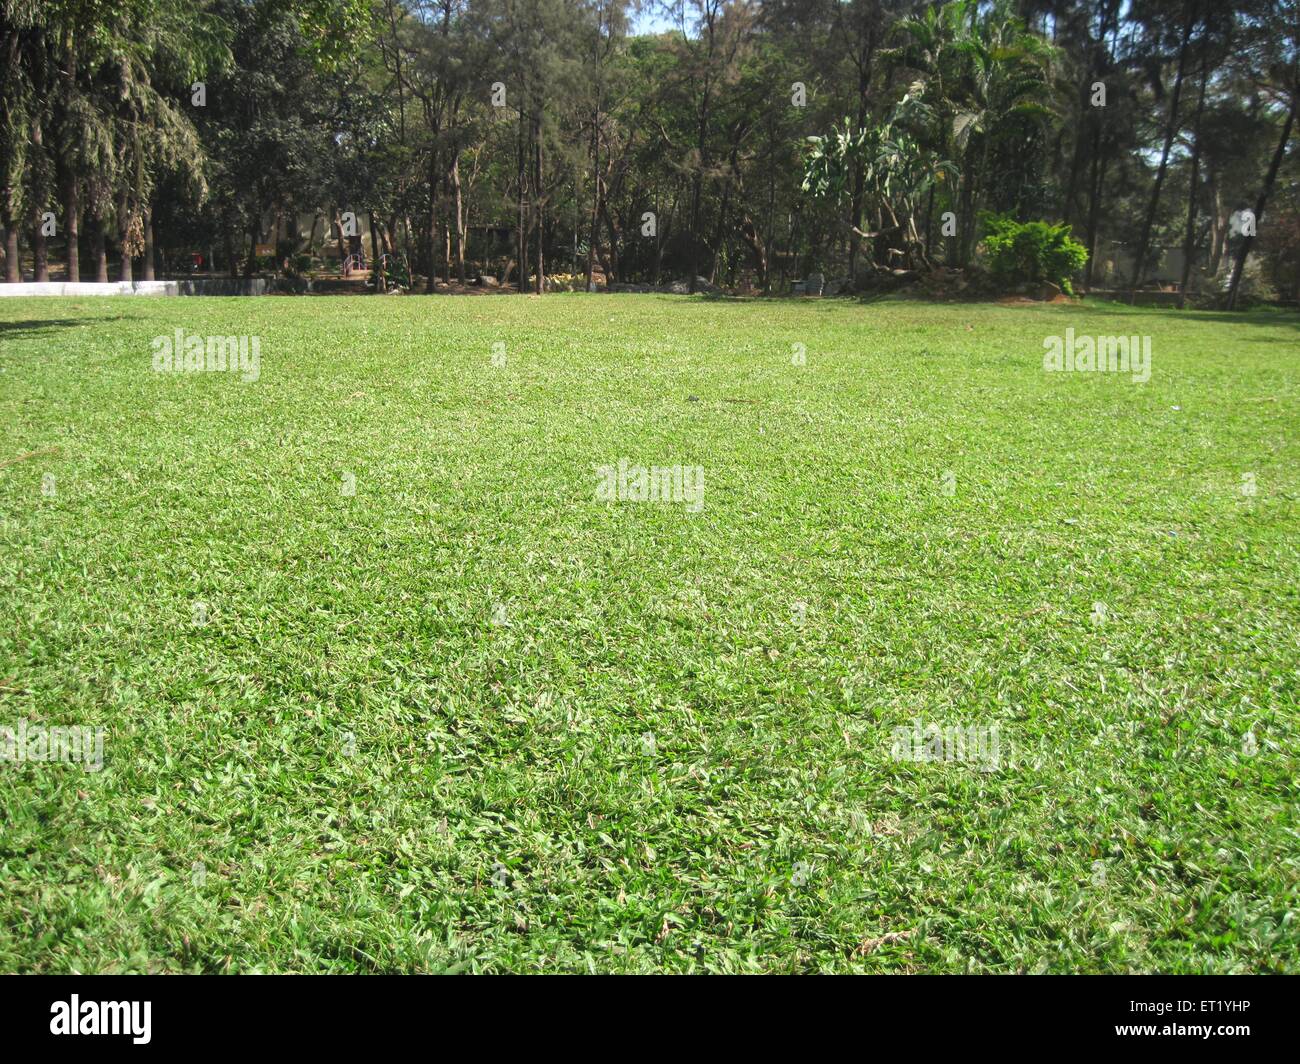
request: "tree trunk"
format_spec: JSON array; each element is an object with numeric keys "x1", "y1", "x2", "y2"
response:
[
  {"x1": 92, "y1": 215, "x2": 108, "y2": 282},
  {"x1": 244, "y1": 216, "x2": 257, "y2": 279},
  {"x1": 142, "y1": 207, "x2": 155, "y2": 281},
  {"x1": 30, "y1": 106, "x2": 48, "y2": 281},
  {"x1": 307, "y1": 211, "x2": 322, "y2": 255},
  {"x1": 450, "y1": 152, "x2": 465, "y2": 283},
  {"x1": 64, "y1": 178, "x2": 80, "y2": 281},
  {"x1": 599, "y1": 197, "x2": 620, "y2": 283},
  {"x1": 739, "y1": 211, "x2": 768, "y2": 290},
  {"x1": 443, "y1": 213, "x2": 451, "y2": 284},
  {"x1": 1226, "y1": 94, "x2": 1296, "y2": 310},
  {"x1": 426, "y1": 148, "x2": 440, "y2": 293},
  {"x1": 533, "y1": 112, "x2": 544, "y2": 294},
  {"x1": 59, "y1": 28, "x2": 79, "y2": 281},
  {"x1": 370, "y1": 212, "x2": 386, "y2": 292},
  {"x1": 32, "y1": 210, "x2": 49, "y2": 282},
  {"x1": 847, "y1": 66, "x2": 869, "y2": 283},
  {"x1": 654, "y1": 189, "x2": 677, "y2": 288},
  {"x1": 3, "y1": 225, "x2": 18, "y2": 283},
  {"x1": 118, "y1": 192, "x2": 133, "y2": 283},
  {"x1": 516, "y1": 106, "x2": 528, "y2": 294},
  {"x1": 957, "y1": 139, "x2": 977, "y2": 266},
  {"x1": 1129, "y1": 6, "x2": 1196, "y2": 299},
  {"x1": 1062, "y1": 94, "x2": 1088, "y2": 230},
  {"x1": 923, "y1": 183, "x2": 936, "y2": 258},
  {"x1": 709, "y1": 181, "x2": 731, "y2": 285},
  {"x1": 1208, "y1": 178, "x2": 1224, "y2": 274},
  {"x1": 586, "y1": 108, "x2": 599, "y2": 291},
  {"x1": 1178, "y1": 51, "x2": 1209, "y2": 309},
  {"x1": 1083, "y1": 127, "x2": 1106, "y2": 290},
  {"x1": 687, "y1": 169, "x2": 703, "y2": 292}
]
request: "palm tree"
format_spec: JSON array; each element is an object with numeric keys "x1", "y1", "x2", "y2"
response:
[{"x1": 890, "y1": 0, "x2": 1058, "y2": 265}]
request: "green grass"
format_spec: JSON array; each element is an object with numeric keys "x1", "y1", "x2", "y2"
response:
[{"x1": 0, "y1": 293, "x2": 1297, "y2": 973}]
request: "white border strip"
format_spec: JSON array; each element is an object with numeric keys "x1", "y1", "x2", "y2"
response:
[{"x1": 0, "y1": 281, "x2": 178, "y2": 297}]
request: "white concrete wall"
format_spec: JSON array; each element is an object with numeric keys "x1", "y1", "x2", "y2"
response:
[{"x1": 0, "y1": 281, "x2": 178, "y2": 297}]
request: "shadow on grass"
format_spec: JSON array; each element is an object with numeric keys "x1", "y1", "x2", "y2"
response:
[
  {"x1": 1060, "y1": 301, "x2": 1300, "y2": 333},
  {"x1": 0, "y1": 317, "x2": 127, "y2": 340},
  {"x1": 680, "y1": 290, "x2": 1300, "y2": 328}
]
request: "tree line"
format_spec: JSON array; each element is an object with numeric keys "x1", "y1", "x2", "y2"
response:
[{"x1": 2, "y1": 0, "x2": 1297, "y2": 305}]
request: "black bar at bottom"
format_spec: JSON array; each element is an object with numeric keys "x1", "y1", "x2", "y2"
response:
[{"x1": 0, "y1": 973, "x2": 1287, "y2": 1052}]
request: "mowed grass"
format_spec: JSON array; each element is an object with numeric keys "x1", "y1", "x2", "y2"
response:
[{"x1": 0, "y1": 293, "x2": 1296, "y2": 973}]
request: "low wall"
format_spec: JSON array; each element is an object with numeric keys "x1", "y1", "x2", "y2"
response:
[
  {"x1": 0, "y1": 277, "x2": 313, "y2": 297},
  {"x1": 0, "y1": 280, "x2": 178, "y2": 297}
]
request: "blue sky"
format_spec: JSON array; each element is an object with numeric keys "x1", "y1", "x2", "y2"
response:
[{"x1": 630, "y1": 6, "x2": 681, "y2": 37}]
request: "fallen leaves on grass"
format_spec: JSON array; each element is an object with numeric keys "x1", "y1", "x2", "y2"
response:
[{"x1": 856, "y1": 930, "x2": 915, "y2": 956}]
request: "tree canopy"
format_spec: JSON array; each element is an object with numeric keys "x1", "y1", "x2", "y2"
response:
[{"x1": 2, "y1": 0, "x2": 1297, "y2": 303}]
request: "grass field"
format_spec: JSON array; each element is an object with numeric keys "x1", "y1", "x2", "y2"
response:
[{"x1": 0, "y1": 294, "x2": 1296, "y2": 973}]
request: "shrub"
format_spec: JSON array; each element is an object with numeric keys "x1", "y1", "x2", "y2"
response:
[{"x1": 980, "y1": 214, "x2": 1088, "y2": 294}]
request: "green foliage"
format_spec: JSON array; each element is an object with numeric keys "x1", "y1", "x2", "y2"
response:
[
  {"x1": 802, "y1": 104, "x2": 955, "y2": 208},
  {"x1": 1, "y1": 0, "x2": 1295, "y2": 300},
  {"x1": 272, "y1": 0, "x2": 372, "y2": 72},
  {"x1": 802, "y1": 96, "x2": 957, "y2": 270},
  {"x1": 878, "y1": 0, "x2": 1061, "y2": 267},
  {"x1": 980, "y1": 213, "x2": 1087, "y2": 293}
]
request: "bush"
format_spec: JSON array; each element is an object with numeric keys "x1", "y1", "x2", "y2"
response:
[
  {"x1": 544, "y1": 272, "x2": 586, "y2": 292},
  {"x1": 980, "y1": 214, "x2": 1088, "y2": 294}
]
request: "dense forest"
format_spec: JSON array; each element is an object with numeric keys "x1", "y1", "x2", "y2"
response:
[{"x1": 2, "y1": 0, "x2": 1297, "y2": 305}]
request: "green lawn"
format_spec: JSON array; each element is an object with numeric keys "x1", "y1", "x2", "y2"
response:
[{"x1": 1, "y1": 294, "x2": 1296, "y2": 973}]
